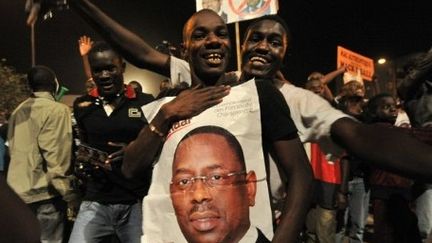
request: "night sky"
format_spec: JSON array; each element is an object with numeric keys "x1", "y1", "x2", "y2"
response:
[{"x1": 1, "y1": 0, "x2": 431, "y2": 95}]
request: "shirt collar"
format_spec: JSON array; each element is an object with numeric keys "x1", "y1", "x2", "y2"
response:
[
  {"x1": 32, "y1": 91, "x2": 55, "y2": 101},
  {"x1": 88, "y1": 85, "x2": 137, "y2": 99}
]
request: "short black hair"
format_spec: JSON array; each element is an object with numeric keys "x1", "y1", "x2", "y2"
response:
[
  {"x1": 88, "y1": 41, "x2": 121, "y2": 61},
  {"x1": 182, "y1": 9, "x2": 226, "y2": 45},
  {"x1": 367, "y1": 93, "x2": 393, "y2": 114},
  {"x1": 175, "y1": 125, "x2": 246, "y2": 169},
  {"x1": 363, "y1": 93, "x2": 394, "y2": 123},
  {"x1": 27, "y1": 65, "x2": 57, "y2": 92},
  {"x1": 243, "y1": 14, "x2": 292, "y2": 42}
]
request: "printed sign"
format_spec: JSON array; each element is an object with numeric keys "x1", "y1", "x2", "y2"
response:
[
  {"x1": 141, "y1": 80, "x2": 273, "y2": 243},
  {"x1": 196, "y1": 0, "x2": 279, "y2": 24},
  {"x1": 337, "y1": 46, "x2": 375, "y2": 81}
]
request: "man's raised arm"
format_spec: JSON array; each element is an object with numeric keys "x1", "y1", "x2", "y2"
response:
[{"x1": 70, "y1": 0, "x2": 170, "y2": 76}]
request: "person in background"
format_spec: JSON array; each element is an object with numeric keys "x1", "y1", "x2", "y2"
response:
[
  {"x1": 334, "y1": 86, "x2": 369, "y2": 243},
  {"x1": 305, "y1": 66, "x2": 347, "y2": 103},
  {"x1": 7, "y1": 65, "x2": 78, "y2": 243},
  {"x1": 159, "y1": 78, "x2": 172, "y2": 92},
  {"x1": 364, "y1": 93, "x2": 421, "y2": 243},
  {"x1": 69, "y1": 42, "x2": 153, "y2": 243},
  {"x1": 128, "y1": 80, "x2": 154, "y2": 103},
  {"x1": 397, "y1": 47, "x2": 432, "y2": 242}
]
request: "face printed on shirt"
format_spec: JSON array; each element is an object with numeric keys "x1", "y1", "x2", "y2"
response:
[{"x1": 170, "y1": 128, "x2": 257, "y2": 243}]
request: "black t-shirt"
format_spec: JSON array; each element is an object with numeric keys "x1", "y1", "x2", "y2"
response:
[
  {"x1": 73, "y1": 94, "x2": 153, "y2": 203},
  {"x1": 253, "y1": 79, "x2": 298, "y2": 142}
]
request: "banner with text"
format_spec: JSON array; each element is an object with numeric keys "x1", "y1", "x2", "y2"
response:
[
  {"x1": 337, "y1": 46, "x2": 375, "y2": 81},
  {"x1": 196, "y1": 0, "x2": 279, "y2": 24}
]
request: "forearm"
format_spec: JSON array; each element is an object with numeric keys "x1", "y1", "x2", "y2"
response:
[
  {"x1": 271, "y1": 139, "x2": 314, "y2": 243},
  {"x1": 321, "y1": 67, "x2": 345, "y2": 85},
  {"x1": 339, "y1": 157, "x2": 350, "y2": 194},
  {"x1": 273, "y1": 170, "x2": 313, "y2": 242},
  {"x1": 331, "y1": 117, "x2": 432, "y2": 180},
  {"x1": 70, "y1": 0, "x2": 169, "y2": 74},
  {"x1": 81, "y1": 54, "x2": 92, "y2": 80},
  {"x1": 322, "y1": 85, "x2": 334, "y2": 102},
  {"x1": 122, "y1": 107, "x2": 173, "y2": 179}
]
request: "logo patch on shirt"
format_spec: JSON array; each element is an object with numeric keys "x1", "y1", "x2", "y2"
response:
[{"x1": 128, "y1": 108, "x2": 142, "y2": 118}]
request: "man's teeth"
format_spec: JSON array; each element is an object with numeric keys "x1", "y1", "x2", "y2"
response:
[
  {"x1": 250, "y1": 56, "x2": 267, "y2": 63},
  {"x1": 206, "y1": 53, "x2": 222, "y2": 64}
]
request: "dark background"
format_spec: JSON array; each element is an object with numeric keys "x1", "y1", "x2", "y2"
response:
[{"x1": 1, "y1": 0, "x2": 431, "y2": 95}]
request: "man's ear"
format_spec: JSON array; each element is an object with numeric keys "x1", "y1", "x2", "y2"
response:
[{"x1": 246, "y1": 171, "x2": 257, "y2": 207}]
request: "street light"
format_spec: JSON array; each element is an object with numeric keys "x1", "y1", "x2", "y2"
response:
[{"x1": 378, "y1": 58, "x2": 387, "y2": 64}]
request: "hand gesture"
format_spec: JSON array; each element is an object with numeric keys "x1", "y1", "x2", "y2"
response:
[
  {"x1": 78, "y1": 35, "x2": 93, "y2": 56},
  {"x1": 162, "y1": 85, "x2": 230, "y2": 121},
  {"x1": 106, "y1": 142, "x2": 127, "y2": 165}
]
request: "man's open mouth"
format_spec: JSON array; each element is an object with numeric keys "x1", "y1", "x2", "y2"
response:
[
  {"x1": 204, "y1": 53, "x2": 223, "y2": 66},
  {"x1": 250, "y1": 55, "x2": 270, "y2": 66}
]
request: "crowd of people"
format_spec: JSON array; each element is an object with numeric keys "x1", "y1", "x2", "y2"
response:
[{"x1": 1, "y1": 0, "x2": 432, "y2": 243}]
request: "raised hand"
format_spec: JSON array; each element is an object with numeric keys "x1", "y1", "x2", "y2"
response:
[{"x1": 78, "y1": 35, "x2": 93, "y2": 56}]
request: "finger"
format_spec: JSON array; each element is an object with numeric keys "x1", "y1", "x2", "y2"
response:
[
  {"x1": 107, "y1": 141, "x2": 126, "y2": 148},
  {"x1": 192, "y1": 84, "x2": 202, "y2": 90},
  {"x1": 194, "y1": 85, "x2": 225, "y2": 97},
  {"x1": 204, "y1": 87, "x2": 230, "y2": 102},
  {"x1": 108, "y1": 150, "x2": 123, "y2": 159},
  {"x1": 106, "y1": 156, "x2": 123, "y2": 164}
]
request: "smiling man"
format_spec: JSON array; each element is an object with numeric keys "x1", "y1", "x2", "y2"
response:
[
  {"x1": 170, "y1": 126, "x2": 269, "y2": 243},
  {"x1": 70, "y1": 42, "x2": 154, "y2": 243}
]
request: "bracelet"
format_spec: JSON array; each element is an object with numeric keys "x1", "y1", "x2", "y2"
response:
[{"x1": 149, "y1": 123, "x2": 165, "y2": 138}]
